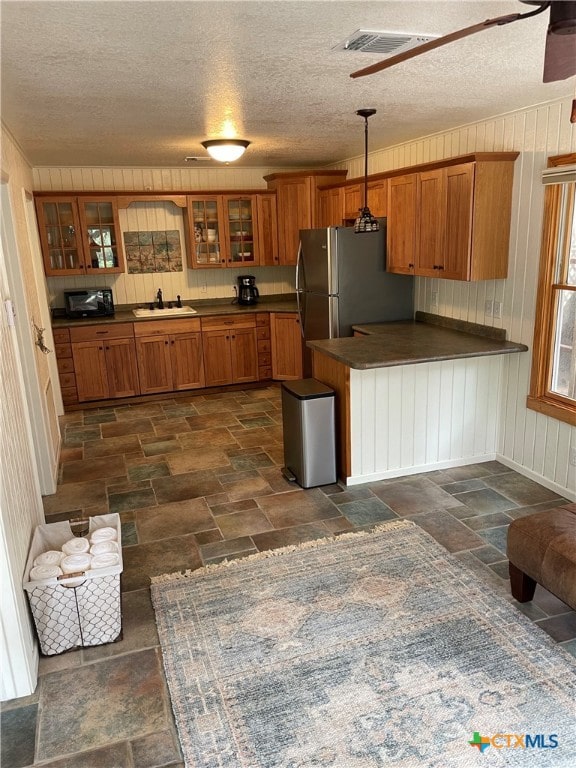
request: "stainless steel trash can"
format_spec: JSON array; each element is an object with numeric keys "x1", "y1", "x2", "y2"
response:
[{"x1": 281, "y1": 378, "x2": 336, "y2": 489}]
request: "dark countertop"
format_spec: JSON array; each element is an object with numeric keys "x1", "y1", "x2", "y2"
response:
[
  {"x1": 307, "y1": 318, "x2": 528, "y2": 370},
  {"x1": 51, "y1": 295, "x2": 298, "y2": 328}
]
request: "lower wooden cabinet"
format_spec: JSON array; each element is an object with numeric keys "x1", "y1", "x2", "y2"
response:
[
  {"x1": 134, "y1": 319, "x2": 204, "y2": 394},
  {"x1": 270, "y1": 312, "x2": 303, "y2": 380},
  {"x1": 55, "y1": 309, "x2": 301, "y2": 407},
  {"x1": 53, "y1": 328, "x2": 78, "y2": 405},
  {"x1": 256, "y1": 313, "x2": 272, "y2": 380},
  {"x1": 201, "y1": 314, "x2": 258, "y2": 386},
  {"x1": 70, "y1": 323, "x2": 139, "y2": 402}
]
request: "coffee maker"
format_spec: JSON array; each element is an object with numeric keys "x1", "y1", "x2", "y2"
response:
[{"x1": 237, "y1": 275, "x2": 259, "y2": 306}]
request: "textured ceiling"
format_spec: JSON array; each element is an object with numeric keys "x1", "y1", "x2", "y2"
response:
[{"x1": 1, "y1": 0, "x2": 574, "y2": 168}]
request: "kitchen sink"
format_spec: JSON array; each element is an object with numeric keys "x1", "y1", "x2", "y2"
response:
[{"x1": 133, "y1": 306, "x2": 198, "y2": 318}]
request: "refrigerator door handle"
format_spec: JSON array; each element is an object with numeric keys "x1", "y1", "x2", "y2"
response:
[
  {"x1": 295, "y1": 241, "x2": 303, "y2": 294},
  {"x1": 296, "y1": 242, "x2": 305, "y2": 338}
]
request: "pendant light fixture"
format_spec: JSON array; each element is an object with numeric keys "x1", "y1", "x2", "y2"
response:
[
  {"x1": 201, "y1": 139, "x2": 250, "y2": 163},
  {"x1": 354, "y1": 109, "x2": 380, "y2": 233}
]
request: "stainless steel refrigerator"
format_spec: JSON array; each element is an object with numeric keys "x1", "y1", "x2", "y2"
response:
[{"x1": 297, "y1": 223, "x2": 414, "y2": 372}]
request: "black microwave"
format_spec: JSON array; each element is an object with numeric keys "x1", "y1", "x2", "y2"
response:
[{"x1": 64, "y1": 289, "x2": 114, "y2": 319}]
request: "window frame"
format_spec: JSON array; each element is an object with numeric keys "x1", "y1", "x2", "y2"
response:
[{"x1": 527, "y1": 152, "x2": 576, "y2": 427}]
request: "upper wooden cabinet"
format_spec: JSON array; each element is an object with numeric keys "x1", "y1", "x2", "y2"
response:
[
  {"x1": 387, "y1": 155, "x2": 518, "y2": 281},
  {"x1": 387, "y1": 174, "x2": 418, "y2": 275},
  {"x1": 319, "y1": 178, "x2": 388, "y2": 228},
  {"x1": 343, "y1": 179, "x2": 388, "y2": 223},
  {"x1": 35, "y1": 196, "x2": 124, "y2": 277},
  {"x1": 256, "y1": 193, "x2": 279, "y2": 265},
  {"x1": 264, "y1": 171, "x2": 347, "y2": 265},
  {"x1": 184, "y1": 193, "x2": 278, "y2": 268},
  {"x1": 318, "y1": 187, "x2": 344, "y2": 228},
  {"x1": 185, "y1": 195, "x2": 226, "y2": 268}
]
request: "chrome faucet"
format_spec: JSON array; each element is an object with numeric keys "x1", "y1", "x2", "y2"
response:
[{"x1": 156, "y1": 288, "x2": 164, "y2": 309}]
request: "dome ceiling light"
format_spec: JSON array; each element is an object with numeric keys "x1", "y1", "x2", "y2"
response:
[{"x1": 201, "y1": 139, "x2": 251, "y2": 163}]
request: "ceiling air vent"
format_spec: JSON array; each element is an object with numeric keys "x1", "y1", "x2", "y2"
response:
[{"x1": 334, "y1": 29, "x2": 438, "y2": 55}]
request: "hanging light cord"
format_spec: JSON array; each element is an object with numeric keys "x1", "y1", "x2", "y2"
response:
[
  {"x1": 354, "y1": 108, "x2": 379, "y2": 233},
  {"x1": 363, "y1": 114, "x2": 369, "y2": 210}
]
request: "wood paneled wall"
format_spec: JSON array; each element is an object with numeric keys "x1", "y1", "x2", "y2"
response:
[
  {"x1": 348, "y1": 357, "x2": 502, "y2": 484},
  {"x1": 0, "y1": 133, "x2": 45, "y2": 698}
]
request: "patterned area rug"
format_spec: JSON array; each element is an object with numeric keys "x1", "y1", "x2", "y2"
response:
[{"x1": 151, "y1": 520, "x2": 576, "y2": 767}]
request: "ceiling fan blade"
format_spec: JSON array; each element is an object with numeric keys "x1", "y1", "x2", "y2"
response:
[
  {"x1": 542, "y1": 0, "x2": 576, "y2": 82},
  {"x1": 350, "y1": 14, "x2": 522, "y2": 79},
  {"x1": 543, "y1": 30, "x2": 576, "y2": 81}
]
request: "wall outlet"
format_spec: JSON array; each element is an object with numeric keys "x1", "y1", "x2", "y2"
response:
[
  {"x1": 430, "y1": 291, "x2": 438, "y2": 311},
  {"x1": 200, "y1": 283, "x2": 207, "y2": 294},
  {"x1": 570, "y1": 448, "x2": 576, "y2": 467},
  {"x1": 484, "y1": 299, "x2": 493, "y2": 315},
  {"x1": 493, "y1": 301, "x2": 502, "y2": 319}
]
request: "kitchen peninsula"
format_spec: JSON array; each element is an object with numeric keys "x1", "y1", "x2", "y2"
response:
[{"x1": 309, "y1": 313, "x2": 528, "y2": 485}]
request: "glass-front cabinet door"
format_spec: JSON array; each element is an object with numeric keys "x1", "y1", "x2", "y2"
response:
[
  {"x1": 77, "y1": 198, "x2": 123, "y2": 272},
  {"x1": 35, "y1": 196, "x2": 125, "y2": 276},
  {"x1": 187, "y1": 196, "x2": 226, "y2": 268},
  {"x1": 223, "y1": 196, "x2": 258, "y2": 265},
  {"x1": 35, "y1": 197, "x2": 84, "y2": 275}
]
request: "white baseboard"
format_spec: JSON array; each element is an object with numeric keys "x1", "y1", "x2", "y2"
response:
[
  {"x1": 495, "y1": 454, "x2": 576, "y2": 502},
  {"x1": 345, "y1": 454, "x2": 497, "y2": 486}
]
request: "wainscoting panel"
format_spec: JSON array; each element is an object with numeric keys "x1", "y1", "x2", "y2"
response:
[{"x1": 348, "y1": 356, "x2": 502, "y2": 484}]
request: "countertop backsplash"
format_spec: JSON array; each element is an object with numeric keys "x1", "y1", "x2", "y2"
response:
[{"x1": 46, "y1": 265, "x2": 296, "y2": 310}]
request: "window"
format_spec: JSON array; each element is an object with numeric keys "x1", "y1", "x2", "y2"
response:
[{"x1": 528, "y1": 153, "x2": 576, "y2": 426}]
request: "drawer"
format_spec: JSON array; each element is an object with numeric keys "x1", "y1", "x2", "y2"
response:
[
  {"x1": 52, "y1": 328, "x2": 71, "y2": 344},
  {"x1": 54, "y1": 342, "x2": 72, "y2": 359},
  {"x1": 257, "y1": 327, "x2": 270, "y2": 341},
  {"x1": 256, "y1": 313, "x2": 270, "y2": 327},
  {"x1": 59, "y1": 372, "x2": 76, "y2": 389},
  {"x1": 258, "y1": 353, "x2": 271, "y2": 367},
  {"x1": 133, "y1": 318, "x2": 201, "y2": 336},
  {"x1": 61, "y1": 387, "x2": 79, "y2": 405},
  {"x1": 70, "y1": 322, "x2": 134, "y2": 342},
  {"x1": 257, "y1": 339, "x2": 271, "y2": 354},
  {"x1": 201, "y1": 314, "x2": 256, "y2": 331},
  {"x1": 258, "y1": 366, "x2": 272, "y2": 380},
  {"x1": 57, "y1": 356, "x2": 75, "y2": 374}
]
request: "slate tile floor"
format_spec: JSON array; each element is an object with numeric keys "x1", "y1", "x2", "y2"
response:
[{"x1": 2, "y1": 384, "x2": 576, "y2": 767}]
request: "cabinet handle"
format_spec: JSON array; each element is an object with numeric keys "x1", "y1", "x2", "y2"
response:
[
  {"x1": 224, "y1": 320, "x2": 234, "y2": 325},
  {"x1": 408, "y1": 263, "x2": 414, "y2": 268},
  {"x1": 95, "y1": 331, "x2": 109, "y2": 335},
  {"x1": 165, "y1": 340, "x2": 169, "y2": 345},
  {"x1": 171, "y1": 340, "x2": 175, "y2": 345},
  {"x1": 106, "y1": 346, "x2": 110, "y2": 350},
  {"x1": 438, "y1": 265, "x2": 445, "y2": 271}
]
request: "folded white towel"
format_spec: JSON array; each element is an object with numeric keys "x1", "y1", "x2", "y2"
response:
[
  {"x1": 91, "y1": 552, "x2": 119, "y2": 569},
  {"x1": 33, "y1": 550, "x2": 63, "y2": 567},
  {"x1": 29, "y1": 564, "x2": 63, "y2": 581},
  {"x1": 62, "y1": 537, "x2": 90, "y2": 555},
  {"x1": 60, "y1": 553, "x2": 92, "y2": 574},
  {"x1": 90, "y1": 527, "x2": 117, "y2": 544},
  {"x1": 90, "y1": 540, "x2": 119, "y2": 556}
]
